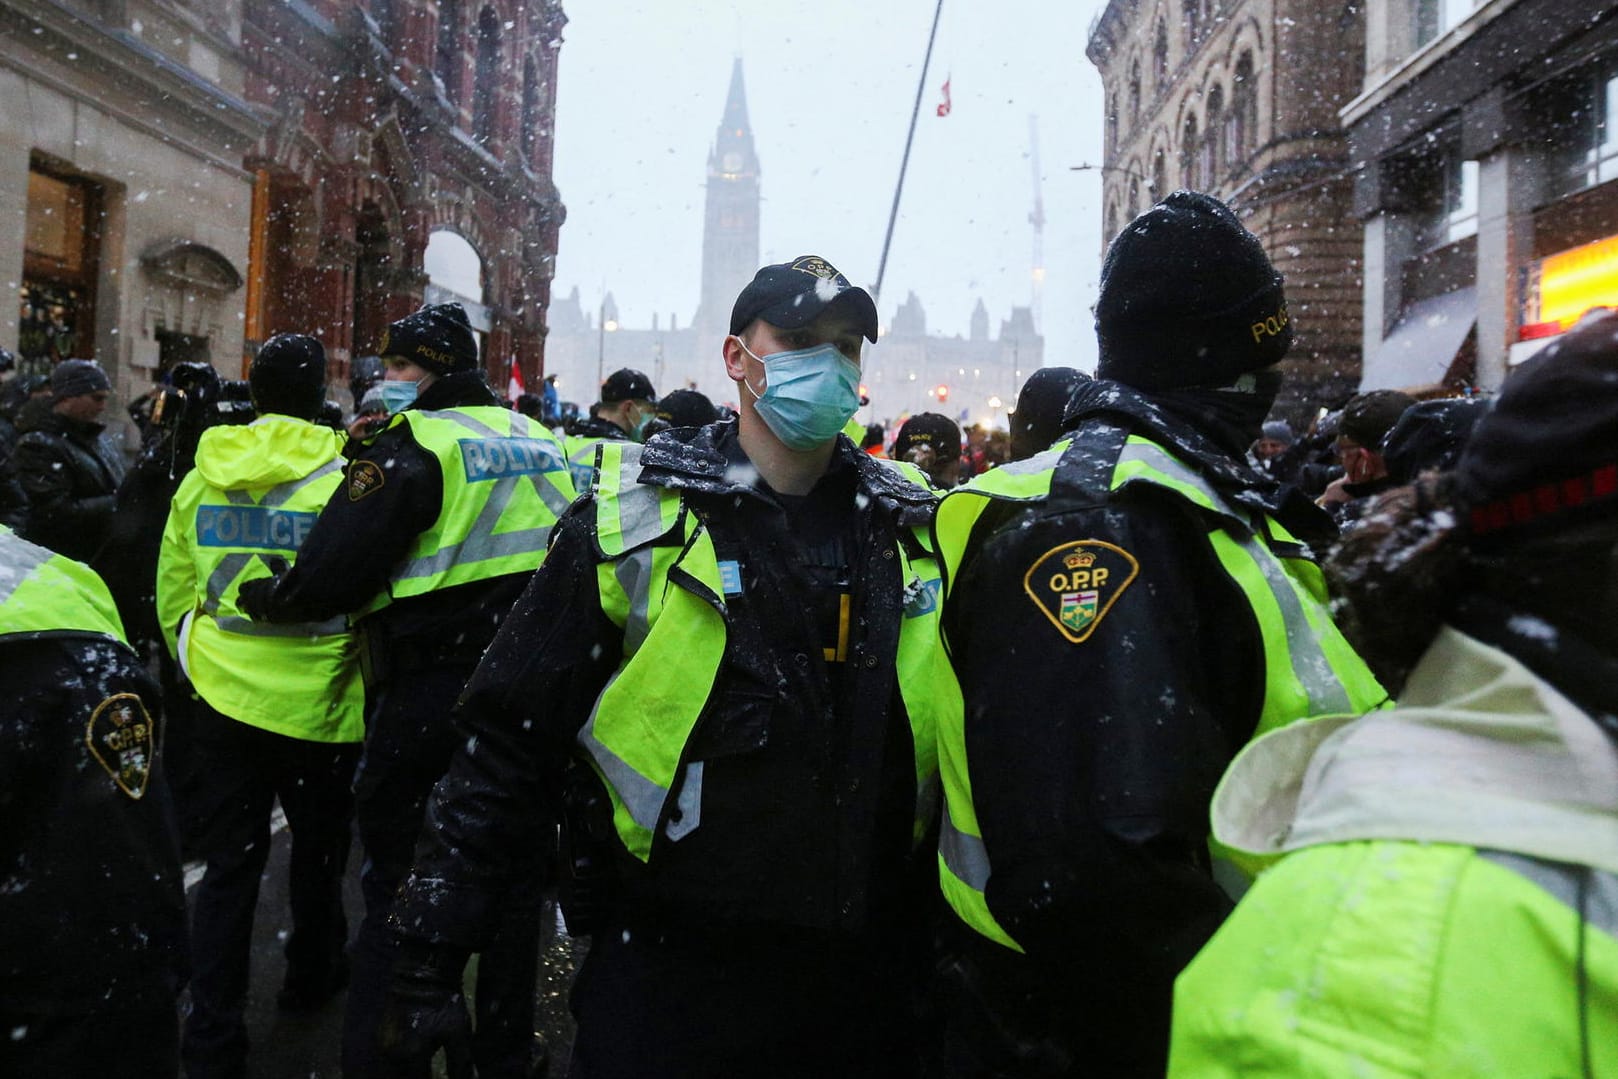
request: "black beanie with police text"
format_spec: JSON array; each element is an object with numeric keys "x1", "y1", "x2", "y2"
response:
[
  {"x1": 379, "y1": 303, "x2": 478, "y2": 375},
  {"x1": 1096, "y1": 190, "x2": 1292, "y2": 391}
]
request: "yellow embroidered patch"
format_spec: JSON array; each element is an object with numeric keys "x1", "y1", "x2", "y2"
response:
[
  {"x1": 348, "y1": 460, "x2": 386, "y2": 502},
  {"x1": 1022, "y1": 540, "x2": 1140, "y2": 643},
  {"x1": 85, "y1": 693, "x2": 156, "y2": 799}
]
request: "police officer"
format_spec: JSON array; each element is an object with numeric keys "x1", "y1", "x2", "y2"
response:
[
  {"x1": 563, "y1": 367, "x2": 657, "y2": 489},
  {"x1": 236, "y1": 303, "x2": 575, "y2": 1079},
  {"x1": 0, "y1": 527, "x2": 188, "y2": 1076},
  {"x1": 379, "y1": 256, "x2": 954, "y2": 1077},
  {"x1": 930, "y1": 192, "x2": 1385, "y2": 1077},
  {"x1": 1170, "y1": 309, "x2": 1618, "y2": 1077},
  {"x1": 156, "y1": 334, "x2": 365, "y2": 1077}
]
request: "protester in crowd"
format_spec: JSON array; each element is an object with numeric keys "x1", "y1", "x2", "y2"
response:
[
  {"x1": 1009, "y1": 366, "x2": 1091, "y2": 462},
  {"x1": 930, "y1": 191, "x2": 1384, "y2": 1077},
  {"x1": 1379, "y1": 394, "x2": 1488, "y2": 486},
  {"x1": 237, "y1": 303, "x2": 573, "y2": 1079},
  {"x1": 0, "y1": 528, "x2": 188, "y2": 1077},
  {"x1": 13, "y1": 359, "x2": 127, "y2": 562},
  {"x1": 1247, "y1": 418, "x2": 1301, "y2": 484},
  {"x1": 1169, "y1": 309, "x2": 1618, "y2": 1078},
  {"x1": 861, "y1": 422, "x2": 888, "y2": 457},
  {"x1": 378, "y1": 255, "x2": 950, "y2": 1077},
  {"x1": 1317, "y1": 388, "x2": 1415, "y2": 522}
]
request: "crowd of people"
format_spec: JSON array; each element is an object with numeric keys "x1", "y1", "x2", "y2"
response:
[{"x1": 2, "y1": 190, "x2": 1614, "y2": 1079}]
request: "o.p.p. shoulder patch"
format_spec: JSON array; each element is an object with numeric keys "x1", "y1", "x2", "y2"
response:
[
  {"x1": 1022, "y1": 540, "x2": 1140, "y2": 643},
  {"x1": 348, "y1": 460, "x2": 386, "y2": 502},
  {"x1": 85, "y1": 693, "x2": 156, "y2": 799}
]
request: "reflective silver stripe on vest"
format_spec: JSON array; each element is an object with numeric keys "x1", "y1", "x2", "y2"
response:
[
  {"x1": 940, "y1": 802, "x2": 992, "y2": 891},
  {"x1": 1116, "y1": 440, "x2": 1246, "y2": 526},
  {"x1": 606, "y1": 445, "x2": 674, "y2": 553},
  {"x1": 577, "y1": 674, "x2": 668, "y2": 835},
  {"x1": 396, "y1": 411, "x2": 573, "y2": 580},
  {"x1": 1481, "y1": 850, "x2": 1618, "y2": 944},
  {"x1": 0, "y1": 532, "x2": 54, "y2": 604},
  {"x1": 1233, "y1": 529, "x2": 1353, "y2": 715},
  {"x1": 202, "y1": 459, "x2": 347, "y2": 637},
  {"x1": 615, "y1": 547, "x2": 656, "y2": 657},
  {"x1": 1119, "y1": 440, "x2": 1354, "y2": 715}
]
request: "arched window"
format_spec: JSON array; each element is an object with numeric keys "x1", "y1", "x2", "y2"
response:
[
  {"x1": 1129, "y1": 59, "x2": 1142, "y2": 119},
  {"x1": 436, "y1": 0, "x2": 462, "y2": 105},
  {"x1": 472, "y1": 6, "x2": 501, "y2": 142},
  {"x1": 1106, "y1": 200, "x2": 1119, "y2": 238},
  {"x1": 1227, "y1": 52, "x2": 1256, "y2": 163},
  {"x1": 424, "y1": 230, "x2": 486, "y2": 362},
  {"x1": 1107, "y1": 92, "x2": 1118, "y2": 153},
  {"x1": 1183, "y1": 0, "x2": 1201, "y2": 39},
  {"x1": 1204, "y1": 85, "x2": 1224, "y2": 183},
  {"x1": 1129, "y1": 176, "x2": 1141, "y2": 218},
  {"x1": 1153, "y1": 21, "x2": 1169, "y2": 90},
  {"x1": 521, "y1": 56, "x2": 540, "y2": 164},
  {"x1": 1152, "y1": 148, "x2": 1167, "y2": 202},
  {"x1": 1182, "y1": 114, "x2": 1200, "y2": 189}
]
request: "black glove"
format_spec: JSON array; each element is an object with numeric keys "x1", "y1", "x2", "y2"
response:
[
  {"x1": 376, "y1": 944, "x2": 473, "y2": 1071},
  {"x1": 234, "y1": 575, "x2": 280, "y2": 621}
]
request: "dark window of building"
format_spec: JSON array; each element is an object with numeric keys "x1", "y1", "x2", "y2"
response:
[
  {"x1": 1548, "y1": 60, "x2": 1618, "y2": 199},
  {"x1": 1106, "y1": 92, "x2": 1117, "y2": 153},
  {"x1": 1182, "y1": 114, "x2": 1201, "y2": 189},
  {"x1": 1129, "y1": 59, "x2": 1142, "y2": 119},
  {"x1": 1415, "y1": 146, "x2": 1479, "y2": 250},
  {"x1": 1153, "y1": 21, "x2": 1169, "y2": 91},
  {"x1": 473, "y1": 6, "x2": 501, "y2": 143},
  {"x1": 1204, "y1": 84, "x2": 1223, "y2": 183},
  {"x1": 1414, "y1": 0, "x2": 1477, "y2": 51},
  {"x1": 1227, "y1": 52, "x2": 1255, "y2": 163},
  {"x1": 1183, "y1": 0, "x2": 1201, "y2": 39},
  {"x1": 20, "y1": 156, "x2": 101, "y2": 370},
  {"x1": 372, "y1": 0, "x2": 393, "y2": 43},
  {"x1": 1152, "y1": 150, "x2": 1166, "y2": 203},
  {"x1": 436, "y1": 0, "x2": 462, "y2": 105},
  {"x1": 522, "y1": 56, "x2": 540, "y2": 164},
  {"x1": 1129, "y1": 176, "x2": 1141, "y2": 218}
]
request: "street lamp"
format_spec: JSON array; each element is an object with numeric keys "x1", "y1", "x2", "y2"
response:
[{"x1": 595, "y1": 297, "x2": 618, "y2": 387}]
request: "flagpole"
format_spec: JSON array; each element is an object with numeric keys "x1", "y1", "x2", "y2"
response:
[{"x1": 873, "y1": 0, "x2": 945, "y2": 306}]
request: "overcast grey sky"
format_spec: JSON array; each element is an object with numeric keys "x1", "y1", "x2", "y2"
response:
[{"x1": 549, "y1": 0, "x2": 1108, "y2": 373}]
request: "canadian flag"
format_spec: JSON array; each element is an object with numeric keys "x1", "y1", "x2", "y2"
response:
[
  {"x1": 936, "y1": 76, "x2": 952, "y2": 118},
  {"x1": 507, "y1": 358, "x2": 526, "y2": 402}
]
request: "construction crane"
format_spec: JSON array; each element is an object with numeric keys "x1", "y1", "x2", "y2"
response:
[{"x1": 1028, "y1": 114, "x2": 1046, "y2": 334}]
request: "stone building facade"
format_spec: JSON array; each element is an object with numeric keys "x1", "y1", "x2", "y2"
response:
[
  {"x1": 0, "y1": 0, "x2": 566, "y2": 432},
  {"x1": 1087, "y1": 0, "x2": 1367, "y2": 422},
  {"x1": 0, "y1": 0, "x2": 262, "y2": 450},
  {"x1": 1347, "y1": 0, "x2": 1618, "y2": 394}
]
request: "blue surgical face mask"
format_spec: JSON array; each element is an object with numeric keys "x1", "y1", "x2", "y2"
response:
[
  {"x1": 737, "y1": 338, "x2": 861, "y2": 451},
  {"x1": 629, "y1": 403, "x2": 655, "y2": 442},
  {"x1": 378, "y1": 377, "x2": 422, "y2": 415}
]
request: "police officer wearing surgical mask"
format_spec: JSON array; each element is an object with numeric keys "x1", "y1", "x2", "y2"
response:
[
  {"x1": 378, "y1": 257, "x2": 956, "y2": 1077},
  {"x1": 562, "y1": 367, "x2": 658, "y2": 490},
  {"x1": 236, "y1": 302, "x2": 574, "y2": 1079}
]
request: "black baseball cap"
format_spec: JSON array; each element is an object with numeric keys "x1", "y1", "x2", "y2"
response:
[
  {"x1": 894, "y1": 411, "x2": 963, "y2": 459},
  {"x1": 600, "y1": 368, "x2": 657, "y2": 404},
  {"x1": 730, "y1": 255, "x2": 879, "y2": 343}
]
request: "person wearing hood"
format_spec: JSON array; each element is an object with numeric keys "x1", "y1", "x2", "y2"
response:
[
  {"x1": 929, "y1": 191, "x2": 1386, "y2": 1077},
  {"x1": 156, "y1": 334, "x2": 364, "y2": 1078},
  {"x1": 235, "y1": 303, "x2": 572, "y2": 1079},
  {"x1": 13, "y1": 359, "x2": 127, "y2": 562},
  {"x1": 1169, "y1": 308, "x2": 1618, "y2": 1078},
  {"x1": 377, "y1": 256, "x2": 951, "y2": 1076}
]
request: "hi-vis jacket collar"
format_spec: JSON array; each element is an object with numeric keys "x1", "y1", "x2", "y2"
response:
[{"x1": 636, "y1": 420, "x2": 936, "y2": 528}]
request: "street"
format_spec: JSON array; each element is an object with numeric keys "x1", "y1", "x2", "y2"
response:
[{"x1": 191, "y1": 808, "x2": 581, "y2": 1079}]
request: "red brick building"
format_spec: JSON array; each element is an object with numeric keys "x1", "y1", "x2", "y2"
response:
[{"x1": 241, "y1": 0, "x2": 566, "y2": 399}]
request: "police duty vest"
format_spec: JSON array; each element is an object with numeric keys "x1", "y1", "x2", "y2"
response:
[
  {"x1": 366, "y1": 407, "x2": 577, "y2": 613},
  {"x1": 564, "y1": 431, "x2": 625, "y2": 493},
  {"x1": 577, "y1": 441, "x2": 952, "y2": 863},
  {"x1": 161, "y1": 427, "x2": 364, "y2": 744},
  {"x1": 930, "y1": 428, "x2": 1387, "y2": 951},
  {"x1": 0, "y1": 527, "x2": 126, "y2": 645}
]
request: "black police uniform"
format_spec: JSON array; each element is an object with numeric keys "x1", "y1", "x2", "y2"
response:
[
  {"x1": 390, "y1": 421, "x2": 940, "y2": 1078},
  {"x1": 0, "y1": 548, "x2": 187, "y2": 1076},
  {"x1": 241, "y1": 370, "x2": 544, "y2": 1079}
]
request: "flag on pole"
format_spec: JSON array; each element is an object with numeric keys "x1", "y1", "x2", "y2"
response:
[
  {"x1": 936, "y1": 76, "x2": 952, "y2": 117},
  {"x1": 507, "y1": 357, "x2": 526, "y2": 402}
]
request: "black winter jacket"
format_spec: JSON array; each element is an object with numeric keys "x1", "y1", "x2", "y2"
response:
[
  {"x1": 14, "y1": 411, "x2": 127, "y2": 561},
  {"x1": 244, "y1": 372, "x2": 529, "y2": 665},
  {"x1": 391, "y1": 421, "x2": 940, "y2": 948},
  {"x1": 0, "y1": 634, "x2": 187, "y2": 1015}
]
